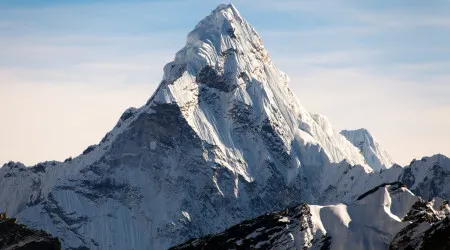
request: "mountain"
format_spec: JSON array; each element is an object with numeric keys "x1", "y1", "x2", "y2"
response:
[
  {"x1": 0, "y1": 4, "x2": 375, "y2": 249},
  {"x1": 171, "y1": 203, "x2": 330, "y2": 250},
  {"x1": 341, "y1": 128, "x2": 394, "y2": 171},
  {"x1": 399, "y1": 154, "x2": 450, "y2": 200},
  {"x1": 389, "y1": 196, "x2": 450, "y2": 250},
  {"x1": 0, "y1": 3, "x2": 449, "y2": 250},
  {"x1": 391, "y1": 216, "x2": 450, "y2": 250},
  {"x1": 172, "y1": 183, "x2": 450, "y2": 250}
]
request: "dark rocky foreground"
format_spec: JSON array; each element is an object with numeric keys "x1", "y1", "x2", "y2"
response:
[
  {"x1": 172, "y1": 183, "x2": 450, "y2": 250},
  {"x1": 0, "y1": 213, "x2": 61, "y2": 250},
  {"x1": 390, "y1": 199, "x2": 450, "y2": 250},
  {"x1": 170, "y1": 204, "x2": 330, "y2": 250}
]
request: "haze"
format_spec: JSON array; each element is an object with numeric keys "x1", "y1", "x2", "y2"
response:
[{"x1": 1, "y1": 0, "x2": 449, "y2": 166}]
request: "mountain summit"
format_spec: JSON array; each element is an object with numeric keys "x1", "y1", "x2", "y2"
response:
[
  {"x1": 341, "y1": 128, "x2": 394, "y2": 171},
  {"x1": 0, "y1": 4, "x2": 446, "y2": 249},
  {"x1": 150, "y1": 3, "x2": 368, "y2": 170}
]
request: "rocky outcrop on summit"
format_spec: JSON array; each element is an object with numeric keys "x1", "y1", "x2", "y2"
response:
[
  {"x1": 341, "y1": 128, "x2": 394, "y2": 171},
  {"x1": 0, "y1": 213, "x2": 61, "y2": 250}
]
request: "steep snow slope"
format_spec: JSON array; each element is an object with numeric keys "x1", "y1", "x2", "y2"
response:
[
  {"x1": 173, "y1": 183, "x2": 420, "y2": 249},
  {"x1": 149, "y1": 3, "x2": 368, "y2": 169},
  {"x1": 341, "y1": 128, "x2": 394, "y2": 171},
  {"x1": 0, "y1": 4, "x2": 378, "y2": 249}
]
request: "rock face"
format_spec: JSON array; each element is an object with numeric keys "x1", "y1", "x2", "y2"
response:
[
  {"x1": 170, "y1": 204, "x2": 327, "y2": 250},
  {"x1": 0, "y1": 213, "x2": 61, "y2": 250},
  {"x1": 399, "y1": 154, "x2": 450, "y2": 200},
  {"x1": 390, "y1": 198, "x2": 450, "y2": 250},
  {"x1": 0, "y1": 3, "x2": 450, "y2": 250},
  {"x1": 341, "y1": 128, "x2": 394, "y2": 171},
  {"x1": 173, "y1": 183, "x2": 421, "y2": 250}
]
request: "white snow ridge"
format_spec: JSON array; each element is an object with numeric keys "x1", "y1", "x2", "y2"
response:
[{"x1": 0, "y1": 3, "x2": 449, "y2": 250}]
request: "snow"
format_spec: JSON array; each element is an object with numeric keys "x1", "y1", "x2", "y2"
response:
[
  {"x1": 306, "y1": 184, "x2": 416, "y2": 250},
  {"x1": 182, "y1": 211, "x2": 191, "y2": 222},
  {"x1": 147, "y1": 3, "x2": 369, "y2": 172},
  {"x1": 278, "y1": 217, "x2": 290, "y2": 223},
  {"x1": 0, "y1": 3, "x2": 448, "y2": 250},
  {"x1": 245, "y1": 231, "x2": 261, "y2": 239},
  {"x1": 176, "y1": 183, "x2": 425, "y2": 249},
  {"x1": 309, "y1": 206, "x2": 326, "y2": 234},
  {"x1": 341, "y1": 128, "x2": 394, "y2": 171},
  {"x1": 150, "y1": 141, "x2": 157, "y2": 150}
]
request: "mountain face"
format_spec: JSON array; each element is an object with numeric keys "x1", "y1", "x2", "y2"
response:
[
  {"x1": 399, "y1": 154, "x2": 450, "y2": 201},
  {"x1": 341, "y1": 129, "x2": 394, "y2": 171},
  {"x1": 173, "y1": 183, "x2": 450, "y2": 250},
  {"x1": 391, "y1": 217, "x2": 450, "y2": 250},
  {"x1": 0, "y1": 3, "x2": 449, "y2": 250},
  {"x1": 390, "y1": 198, "x2": 450, "y2": 250},
  {"x1": 171, "y1": 203, "x2": 329, "y2": 250},
  {"x1": 0, "y1": 4, "x2": 376, "y2": 249}
]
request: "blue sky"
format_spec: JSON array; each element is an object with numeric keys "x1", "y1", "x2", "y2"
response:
[{"x1": 1, "y1": 0, "x2": 449, "y2": 165}]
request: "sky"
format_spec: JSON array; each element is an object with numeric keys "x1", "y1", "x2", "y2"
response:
[{"x1": 1, "y1": 0, "x2": 449, "y2": 166}]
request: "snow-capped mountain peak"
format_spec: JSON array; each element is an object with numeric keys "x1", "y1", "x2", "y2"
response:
[
  {"x1": 341, "y1": 128, "x2": 394, "y2": 171},
  {"x1": 147, "y1": 1, "x2": 370, "y2": 181},
  {"x1": 0, "y1": 4, "x2": 374, "y2": 249},
  {"x1": 2, "y1": 4, "x2": 448, "y2": 250}
]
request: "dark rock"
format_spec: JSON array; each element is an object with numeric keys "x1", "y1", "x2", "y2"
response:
[
  {"x1": 356, "y1": 182, "x2": 406, "y2": 201},
  {"x1": 196, "y1": 65, "x2": 238, "y2": 92},
  {"x1": 0, "y1": 212, "x2": 61, "y2": 250},
  {"x1": 170, "y1": 203, "x2": 323, "y2": 249},
  {"x1": 82, "y1": 145, "x2": 96, "y2": 155}
]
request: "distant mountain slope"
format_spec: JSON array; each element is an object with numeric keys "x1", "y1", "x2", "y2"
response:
[{"x1": 341, "y1": 128, "x2": 394, "y2": 171}]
